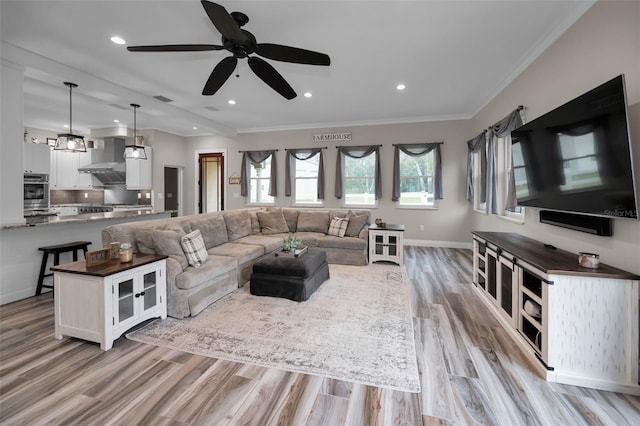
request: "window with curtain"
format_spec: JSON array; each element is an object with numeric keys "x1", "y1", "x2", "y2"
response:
[
  {"x1": 335, "y1": 145, "x2": 381, "y2": 206},
  {"x1": 241, "y1": 150, "x2": 277, "y2": 205},
  {"x1": 288, "y1": 150, "x2": 323, "y2": 205},
  {"x1": 473, "y1": 148, "x2": 487, "y2": 213},
  {"x1": 497, "y1": 137, "x2": 524, "y2": 219},
  {"x1": 392, "y1": 143, "x2": 442, "y2": 207}
]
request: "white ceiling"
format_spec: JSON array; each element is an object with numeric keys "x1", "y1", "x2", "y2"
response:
[{"x1": 1, "y1": 0, "x2": 594, "y2": 137}]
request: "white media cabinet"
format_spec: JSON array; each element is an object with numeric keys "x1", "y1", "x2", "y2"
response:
[
  {"x1": 52, "y1": 254, "x2": 167, "y2": 350},
  {"x1": 472, "y1": 231, "x2": 639, "y2": 395}
]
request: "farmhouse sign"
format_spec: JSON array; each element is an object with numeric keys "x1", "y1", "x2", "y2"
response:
[{"x1": 312, "y1": 132, "x2": 352, "y2": 142}]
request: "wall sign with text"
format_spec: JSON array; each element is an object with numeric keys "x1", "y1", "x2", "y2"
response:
[{"x1": 312, "y1": 132, "x2": 352, "y2": 142}]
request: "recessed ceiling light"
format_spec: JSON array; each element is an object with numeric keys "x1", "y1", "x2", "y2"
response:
[
  {"x1": 228, "y1": 99, "x2": 236, "y2": 105},
  {"x1": 63, "y1": 124, "x2": 69, "y2": 128},
  {"x1": 113, "y1": 119, "x2": 120, "y2": 123},
  {"x1": 303, "y1": 92, "x2": 312, "y2": 98},
  {"x1": 192, "y1": 126, "x2": 198, "y2": 130},
  {"x1": 396, "y1": 83, "x2": 406, "y2": 91},
  {"x1": 110, "y1": 36, "x2": 126, "y2": 45}
]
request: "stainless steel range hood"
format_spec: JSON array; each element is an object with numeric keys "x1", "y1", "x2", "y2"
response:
[{"x1": 78, "y1": 137, "x2": 126, "y2": 185}]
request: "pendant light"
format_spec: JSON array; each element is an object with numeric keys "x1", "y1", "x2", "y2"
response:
[
  {"x1": 54, "y1": 82, "x2": 87, "y2": 152},
  {"x1": 123, "y1": 103, "x2": 147, "y2": 160}
]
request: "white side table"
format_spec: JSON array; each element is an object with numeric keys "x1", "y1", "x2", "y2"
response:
[
  {"x1": 52, "y1": 254, "x2": 167, "y2": 350},
  {"x1": 368, "y1": 224, "x2": 405, "y2": 265}
]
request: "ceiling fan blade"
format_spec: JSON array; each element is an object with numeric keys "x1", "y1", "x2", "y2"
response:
[
  {"x1": 256, "y1": 43, "x2": 330, "y2": 66},
  {"x1": 202, "y1": 56, "x2": 238, "y2": 96},
  {"x1": 248, "y1": 57, "x2": 297, "y2": 100},
  {"x1": 201, "y1": 1, "x2": 247, "y2": 43},
  {"x1": 127, "y1": 44, "x2": 224, "y2": 52}
]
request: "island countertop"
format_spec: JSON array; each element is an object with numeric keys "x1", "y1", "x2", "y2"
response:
[{"x1": 2, "y1": 210, "x2": 173, "y2": 229}]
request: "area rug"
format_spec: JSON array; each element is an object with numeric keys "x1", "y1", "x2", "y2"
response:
[{"x1": 127, "y1": 263, "x2": 420, "y2": 393}]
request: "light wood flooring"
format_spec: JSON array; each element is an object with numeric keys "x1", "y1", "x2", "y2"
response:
[{"x1": 1, "y1": 246, "x2": 639, "y2": 425}]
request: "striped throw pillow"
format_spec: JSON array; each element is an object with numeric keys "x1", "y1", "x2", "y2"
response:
[
  {"x1": 181, "y1": 229, "x2": 208, "y2": 268},
  {"x1": 327, "y1": 217, "x2": 349, "y2": 238}
]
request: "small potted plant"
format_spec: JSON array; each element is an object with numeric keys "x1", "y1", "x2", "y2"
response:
[{"x1": 283, "y1": 234, "x2": 301, "y2": 253}]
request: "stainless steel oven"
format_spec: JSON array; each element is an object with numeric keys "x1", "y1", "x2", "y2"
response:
[{"x1": 24, "y1": 173, "x2": 49, "y2": 211}]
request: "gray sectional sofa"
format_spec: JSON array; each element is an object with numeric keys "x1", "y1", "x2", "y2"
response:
[{"x1": 101, "y1": 207, "x2": 370, "y2": 318}]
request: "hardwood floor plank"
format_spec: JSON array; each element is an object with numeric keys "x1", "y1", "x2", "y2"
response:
[
  {"x1": 264, "y1": 374, "x2": 324, "y2": 425},
  {"x1": 431, "y1": 304, "x2": 478, "y2": 378},
  {"x1": 306, "y1": 394, "x2": 350, "y2": 426},
  {"x1": 344, "y1": 384, "x2": 384, "y2": 426},
  {"x1": 321, "y1": 378, "x2": 353, "y2": 399},
  {"x1": 448, "y1": 375, "x2": 499, "y2": 425},
  {"x1": 380, "y1": 388, "x2": 423, "y2": 426}
]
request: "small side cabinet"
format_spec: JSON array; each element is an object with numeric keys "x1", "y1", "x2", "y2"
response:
[{"x1": 368, "y1": 224, "x2": 405, "y2": 265}]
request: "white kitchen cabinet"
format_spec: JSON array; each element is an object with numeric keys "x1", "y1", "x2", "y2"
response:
[
  {"x1": 472, "y1": 231, "x2": 640, "y2": 395},
  {"x1": 368, "y1": 224, "x2": 404, "y2": 265},
  {"x1": 52, "y1": 254, "x2": 167, "y2": 351},
  {"x1": 50, "y1": 150, "x2": 97, "y2": 189},
  {"x1": 23, "y1": 143, "x2": 51, "y2": 174},
  {"x1": 126, "y1": 146, "x2": 152, "y2": 189}
]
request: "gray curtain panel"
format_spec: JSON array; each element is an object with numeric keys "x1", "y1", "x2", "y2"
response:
[
  {"x1": 392, "y1": 143, "x2": 443, "y2": 202},
  {"x1": 334, "y1": 145, "x2": 381, "y2": 200},
  {"x1": 284, "y1": 148, "x2": 325, "y2": 200},
  {"x1": 489, "y1": 108, "x2": 524, "y2": 212},
  {"x1": 240, "y1": 150, "x2": 277, "y2": 197},
  {"x1": 466, "y1": 131, "x2": 487, "y2": 203}
]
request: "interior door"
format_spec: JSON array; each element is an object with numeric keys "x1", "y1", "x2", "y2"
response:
[
  {"x1": 164, "y1": 167, "x2": 179, "y2": 217},
  {"x1": 199, "y1": 153, "x2": 224, "y2": 213}
]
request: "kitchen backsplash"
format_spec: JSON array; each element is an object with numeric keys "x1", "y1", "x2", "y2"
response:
[
  {"x1": 51, "y1": 189, "x2": 104, "y2": 205},
  {"x1": 51, "y1": 188, "x2": 151, "y2": 205}
]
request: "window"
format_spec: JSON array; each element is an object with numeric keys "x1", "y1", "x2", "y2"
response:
[
  {"x1": 497, "y1": 136, "x2": 524, "y2": 220},
  {"x1": 472, "y1": 149, "x2": 487, "y2": 213},
  {"x1": 344, "y1": 153, "x2": 377, "y2": 205},
  {"x1": 394, "y1": 143, "x2": 442, "y2": 208},
  {"x1": 248, "y1": 156, "x2": 274, "y2": 204},
  {"x1": 293, "y1": 154, "x2": 322, "y2": 205}
]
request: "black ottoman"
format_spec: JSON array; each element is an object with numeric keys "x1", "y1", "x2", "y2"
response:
[{"x1": 250, "y1": 248, "x2": 330, "y2": 301}]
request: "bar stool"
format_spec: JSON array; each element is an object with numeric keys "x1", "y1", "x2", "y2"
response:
[{"x1": 35, "y1": 241, "x2": 92, "y2": 296}]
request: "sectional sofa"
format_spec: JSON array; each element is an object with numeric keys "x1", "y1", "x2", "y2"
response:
[{"x1": 101, "y1": 207, "x2": 370, "y2": 318}]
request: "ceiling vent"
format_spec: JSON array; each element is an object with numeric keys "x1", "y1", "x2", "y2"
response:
[
  {"x1": 153, "y1": 95, "x2": 173, "y2": 103},
  {"x1": 205, "y1": 106, "x2": 219, "y2": 112}
]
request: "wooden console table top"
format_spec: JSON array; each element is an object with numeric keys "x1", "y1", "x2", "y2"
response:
[
  {"x1": 472, "y1": 231, "x2": 639, "y2": 280},
  {"x1": 51, "y1": 254, "x2": 167, "y2": 277}
]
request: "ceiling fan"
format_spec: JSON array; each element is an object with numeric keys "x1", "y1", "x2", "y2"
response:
[{"x1": 127, "y1": 0, "x2": 330, "y2": 100}]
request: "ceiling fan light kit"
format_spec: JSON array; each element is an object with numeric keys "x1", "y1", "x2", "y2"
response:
[
  {"x1": 127, "y1": 0, "x2": 330, "y2": 100},
  {"x1": 54, "y1": 82, "x2": 87, "y2": 153},
  {"x1": 124, "y1": 103, "x2": 147, "y2": 160}
]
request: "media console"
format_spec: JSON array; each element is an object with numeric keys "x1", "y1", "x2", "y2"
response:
[{"x1": 472, "y1": 231, "x2": 639, "y2": 395}]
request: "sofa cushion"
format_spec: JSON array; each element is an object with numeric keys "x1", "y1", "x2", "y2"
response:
[
  {"x1": 292, "y1": 232, "x2": 324, "y2": 247},
  {"x1": 235, "y1": 235, "x2": 284, "y2": 253},
  {"x1": 249, "y1": 211, "x2": 261, "y2": 234},
  {"x1": 181, "y1": 229, "x2": 208, "y2": 268},
  {"x1": 190, "y1": 215, "x2": 228, "y2": 249},
  {"x1": 175, "y1": 255, "x2": 237, "y2": 290},
  {"x1": 134, "y1": 228, "x2": 156, "y2": 254},
  {"x1": 257, "y1": 209, "x2": 289, "y2": 235},
  {"x1": 208, "y1": 242, "x2": 264, "y2": 266},
  {"x1": 318, "y1": 235, "x2": 367, "y2": 250},
  {"x1": 223, "y1": 210, "x2": 252, "y2": 241},
  {"x1": 327, "y1": 217, "x2": 349, "y2": 237},
  {"x1": 296, "y1": 211, "x2": 330, "y2": 233},
  {"x1": 283, "y1": 209, "x2": 299, "y2": 232},
  {"x1": 152, "y1": 228, "x2": 188, "y2": 271},
  {"x1": 346, "y1": 212, "x2": 368, "y2": 237}
]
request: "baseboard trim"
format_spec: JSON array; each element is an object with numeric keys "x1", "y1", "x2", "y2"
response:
[{"x1": 403, "y1": 239, "x2": 472, "y2": 249}]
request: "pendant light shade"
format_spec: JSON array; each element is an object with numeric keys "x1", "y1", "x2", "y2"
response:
[
  {"x1": 124, "y1": 103, "x2": 147, "y2": 160},
  {"x1": 54, "y1": 82, "x2": 87, "y2": 152}
]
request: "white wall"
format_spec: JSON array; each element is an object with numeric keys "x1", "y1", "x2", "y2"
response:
[
  {"x1": 188, "y1": 119, "x2": 474, "y2": 244},
  {"x1": 469, "y1": 0, "x2": 640, "y2": 274}
]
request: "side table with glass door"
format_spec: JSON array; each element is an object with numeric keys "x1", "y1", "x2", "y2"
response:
[{"x1": 368, "y1": 224, "x2": 405, "y2": 265}]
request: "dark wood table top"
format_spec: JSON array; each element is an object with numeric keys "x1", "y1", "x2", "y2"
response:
[
  {"x1": 369, "y1": 224, "x2": 405, "y2": 231},
  {"x1": 51, "y1": 254, "x2": 168, "y2": 277},
  {"x1": 472, "y1": 231, "x2": 640, "y2": 280}
]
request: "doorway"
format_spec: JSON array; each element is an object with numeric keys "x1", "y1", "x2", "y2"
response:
[
  {"x1": 164, "y1": 166, "x2": 181, "y2": 217},
  {"x1": 199, "y1": 152, "x2": 224, "y2": 213}
]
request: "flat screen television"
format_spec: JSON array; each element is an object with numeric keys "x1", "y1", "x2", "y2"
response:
[{"x1": 510, "y1": 74, "x2": 638, "y2": 220}]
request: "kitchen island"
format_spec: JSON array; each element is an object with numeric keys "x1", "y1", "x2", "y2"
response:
[{"x1": 0, "y1": 210, "x2": 172, "y2": 304}]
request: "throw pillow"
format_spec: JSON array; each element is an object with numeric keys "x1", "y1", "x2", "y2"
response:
[
  {"x1": 256, "y1": 209, "x2": 289, "y2": 235},
  {"x1": 282, "y1": 209, "x2": 299, "y2": 232},
  {"x1": 152, "y1": 227, "x2": 189, "y2": 271},
  {"x1": 134, "y1": 228, "x2": 156, "y2": 254},
  {"x1": 327, "y1": 217, "x2": 349, "y2": 237},
  {"x1": 345, "y1": 212, "x2": 368, "y2": 237},
  {"x1": 223, "y1": 210, "x2": 252, "y2": 241},
  {"x1": 296, "y1": 211, "x2": 330, "y2": 233},
  {"x1": 249, "y1": 211, "x2": 262, "y2": 234},
  {"x1": 180, "y1": 229, "x2": 208, "y2": 268}
]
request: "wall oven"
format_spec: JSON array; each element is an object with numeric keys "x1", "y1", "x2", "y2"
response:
[{"x1": 24, "y1": 173, "x2": 49, "y2": 211}]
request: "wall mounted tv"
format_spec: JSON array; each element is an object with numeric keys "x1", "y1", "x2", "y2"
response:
[{"x1": 511, "y1": 74, "x2": 638, "y2": 220}]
